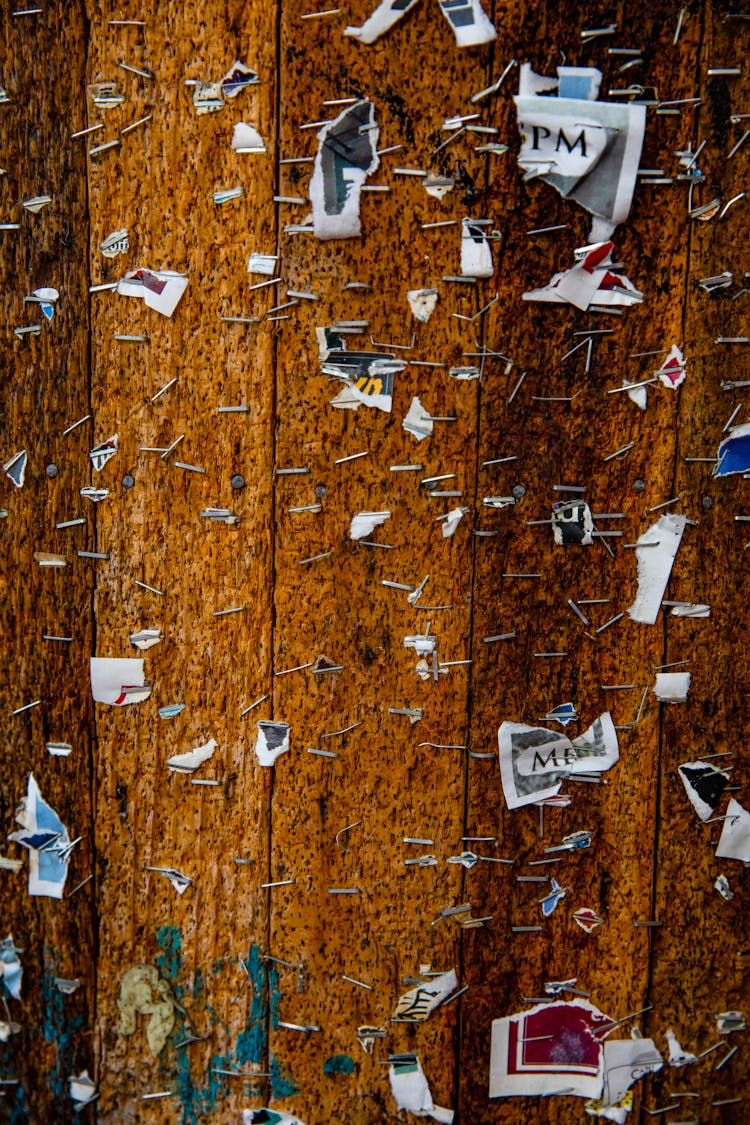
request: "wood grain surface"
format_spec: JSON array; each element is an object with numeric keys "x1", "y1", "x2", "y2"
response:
[{"x1": 0, "y1": 1, "x2": 748, "y2": 1122}]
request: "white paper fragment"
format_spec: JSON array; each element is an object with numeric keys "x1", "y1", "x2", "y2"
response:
[
  {"x1": 8, "y1": 774, "x2": 71, "y2": 899},
  {"x1": 243, "y1": 1112, "x2": 306, "y2": 1125},
  {"x1": 117, "y1": 269, "x2": 188, "y2": 317},
  {"x1": 389, "y1": 1057, "x2": 453, "y2": 1122},
  {"x1": 0, "y1": 936, "x2": 22, "y2": 1000},
  {"x1": 665, "y1": 1028, "x2": 697, "y2": 1068},
  {"x1": 344, "y1": 0, "x2": 420, "y2": 43},
  {"x1": 715, "y1": 873, "x2": 733, "y2": 901},
  {"x1": 490, "y1": 999, "x2": 612, "y2": 1099},
  {"x1": 100, "y1": 228, "x2": 129, "y2": 257},
  {"x1": 587, "y1": 1038, "x2": 662, "y2": 1122},
  {"x1": 653, "y1": 672, "x2": 690, "y2": 702},
  {"x1": 460, "y1": 218, "x2": 494, "y2": 278},
  {"x1": 89, "y1": 434, "x2": 118, "y2": 472},
  {"x1": 26, "y1": 286, "x2": 59, "y2": 321},
  {"x1": 407, "y1": 288, "x2": 438, "y2": 323},
  {"x1": 393, "y1": 970, "x2": 457, "y2": 1021},
  {"x1": 625, "y1": 381, "x2": 647, "y2": 410},
  {"x1": 89, "y1": 81, "x2": 124, "y2": 109},
  {"x1": 129, "y1": 629, "x2": 163, "y2": 651},
  {"x1": 437, "y1": 0, "x2": 495, "y2": 46},
  {"x1": 350, "y1": 510, "x2": 391, "y2": 539},
  {"x1": 423, "y1": 174, "x2": 454, "y2": 199},
  {"x1": 232, "y1": 122, "x2": 266, "y2": 153},
  {"x1": 442, "y1": 508, "x2": 465, "y2": 538},
  {"x1": 498, "y1": 713, "x2": 619, "y2": 809},
  {"x1": 319, "y1": 328, "x2": 402, "y2": 413},
  {"x1": 716, "y1": 1011, "x2": 745, "y2": 1034},
  {"x1": 671, "y1": 603, "x2": 709, "y2": 617},
  {"x1": 46, "y1": 743, "x2": 73, "y2": 757},
  {"x1": 678, "y1": 762, "x2": 729, "y2": 822},
  {"x1": 514, "y1": 64, "x2": 645, "y2": 235},
  {"x1": 69, "y1": 1071, "x2": 97, "y2": 1108},
  {"x1": 404, "y1": 633, "x2": 436, "y2": 657},
  {"x1": 627, "y1": 514, "x2": 686, "y2": 624},
  {"x1": 3, "y1": 450, "x2": 27, "y2": 489},
  {"x1": 552, "y1": 499, "x2": 593, "y2": 545},
  {"x1": 167, "y1": 738, "x2": 217, "y2": 774},
  {"x1": 248, "y1": 252, "x2": 278, "y2": 275},
  {"x1": 524, "y1": 242, "x2": 643, "y2": 311},
  {"x1": 22, "y1": 194, "x2": 52, "y2": 214},
  {"x1": 403, "y1": 396, "x2": 433, "y2": 441},
  {"x1": 255, "y1": 721, "x2": 290, "y2": 767},
  {"x1": 716, "y1": 799, "x2": 750, "y2": 863},
  {"x1": 90, "y1": 657, "x2": 151, "y2": 705},
  {"x1": 657, "y1": 344, "x2": 685, "y2": 389},
  {"x1": 80, "y1": 486, "x2": 108, "y2": 503},
  {"x1": 310, "y1": 101, "x2": 379, "y2": 239}
]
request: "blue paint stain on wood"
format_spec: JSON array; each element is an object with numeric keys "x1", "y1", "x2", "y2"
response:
[
  {"x1": 324, "y1": 1054, "x2": 356, "y2": 1077},
  {"x1": 155, "y1": 925, "x2": 184, "y2": 1001},
  {"x1": 40, "y1": 956, "x2": 84, "y2": 1103},
  {"x1": 270, "y1": 1054, "x2": 300, "y2": 1098}
]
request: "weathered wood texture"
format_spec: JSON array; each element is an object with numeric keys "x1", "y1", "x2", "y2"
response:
[{"x1": 1, "y1": 1, "x2": 748, "y2": 1123}]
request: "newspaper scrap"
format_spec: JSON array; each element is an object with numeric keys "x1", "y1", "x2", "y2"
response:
[
  {"x1": 657, "y1": 344, "x2": 686, "y2": 389},
  {"x1": 586, "y1": 1038, "x2": 662, "y2": 1124},
  {"x1": 100, "y1": 228, "x2": 129, "y2": 257},
  {"x1": 192, "y1": 60, "x2": 259, "y2": 114},
  {"x1": 514, "y1": 63, "x2": 645, "y2": 239},
  {"x1": 90, "y1": 657, "x2": 152, "y2": 705},
  {"x1": 523, "y1": 242, "x2": 643, "y2": 311},
  {"x1": 319, "y1": 328, "x2": 403, "y2": 413},
  {"x1": 350, "y1": 510, "x2": 391, "y2": 539},
  {"x1": 309, "y1": 101, "x2": 379, "y2": 239},
  {"x1": 715, "y1": 421, "x2": 750, "y2": 477},
  {"x1": 403, "y1": 396, "x2": 433, "y2": 440},
  {"x1": 389, "y1": 1055, "x2": 454, "y2": 1122},
  {"x1": 232, "y1": 122, "x2": 266, "y2": 153},
  {"x1": 8, "y1": 774, "x2": 71, "y2": 899},
  {"x1": 0, "y1": 935, "x2": 22, "y2": 999},
  {"x1": 715, "y1": 799, "x2": 750, "y2": 863},
  {"x1": 552, "y1": 499, "x2": 593, "y2": 545},
  {"x1": 167, "y1": 737, "x2": 217, "y2": 774},
  {"x1": 407, "y1": 288, "x2": 438, "y2": 323},
  {"x1": 117, "y1": 269, "x2": 188, "y2": 317},
  {"x1": 3, "y1": 450, "x2": 27, "y2": 489},
  {"x1": 460, "y1": 218, "x2": 494, "y2": 278},
  {"x1": 678, "y1": 761, "x2": 729, "y2": 822},
  {"x1": 346, "y1": 0, "x2": 494, "y2": 47},
  {"x1": 665, "y1": 1028, "x2": 696, "y2": 1068},
  {"x1": 490, "y1": 999, "x2": 613, "y2": 1099},
  {"x1": 393, "y1": 969, "x2": 457, "y2": 1021},
  {"x1": 254, "y1": 721, "x2": 290, "y2": 767},
  {"x1": 653, "y1": 672, "x2": 690, "y2": 702},
  {"x1": 89, "y1": 434, "x2": 118, "y2": 471},
  {"x1": 627, "y1": 513, "x2": 686, "y2": 624},
  {"x1": 498, "y1": 713, "x2": 619, "y2": 809}
]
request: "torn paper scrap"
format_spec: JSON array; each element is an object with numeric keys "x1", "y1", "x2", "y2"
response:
[
  {"x1": 404, "y1": 632, "x2": 436, "y2": 657},
  {"x1": 350, "y1": 510, "x2": 391, "y2": 539},
  {"x1": 524, "y1": 242, "x2": 643, "y2": 311},
  {"x1": 149, "y1": 867, "x2": 191, "y2": 894},
  {"x1": 80, "y1": 486, "x2": 108, "y2": 502},
  {"x1": 625, "y1": 381, "x2": 648, "y2": 410},
  {"x1": 545, "y1": 702, "x2": 577, "y2": 726},
  {"x1": 46, "y1": 743, "x2": 72, "y2": 757},
  {"x1": 89, "y1": 434, "x2": 118, "y2": 471},
  {"x1": 715, "y1": 421, "x2": 750, "y2": 477},
  {"x1": 100, "y1": 228, "x2": 129, "y2": 257},
  {"x1": 573, "y1": 908, "x2": 604, "y2": 934},
  {"x1": 3, "y1": 450, "x2": 26, "y2": 488},
  {"x1": 26, "y1": 286, "x2": 58, "y2": 320},
  {"x1": 129, "y1": 629, "x2": 162, "y2": 651},
  {"x1": 671, "y1": 603, "x2": 709, "y2": 617},
  {"x1": 243, "y1": 1112, "x2": 306, "y2": 1125},
  {"x1": 539, "y1": 878, "x2": 567, "y2": 917},
  {"x1": 447, "y1": 851, "x2": 478, "y2": 868},
  {"x1": 167, "y1": 737, "x2": 217, "y2": 774},
  {"x1": 715, "y1": 799, "x2": 750, "y2": 863},
  {"x1": 553, "y1": 500, "x2": 593, "y2": 545},
  {"x1": 715, "y1": 874, "x2": 733, "y2": 901},
  {"x1": 90, "y1": 657, "x2": 151, "y2": 705},
  {"x1": 437, "y1": 0, "x2": 495, "y2": 45},
  {"x1": 344, "y1": 0, "x2": 420, "y2": 44},
  {"x1": 490, "y1": 999, "x2": 612, "y2": 1099},
  {"x1": 423, "y1": 174, "x2": 454, "y2": 198},
  {"x1": 0, "y1": 936, "x2": 22, "y2": 1000},
  {"x1": 255, "y1": 721, "x2": 290, "y2": 767},
  {"x1": 665, "y1": 1028, "x2": 696, "y2": 1068},
  {"x1": 248, "y1": 252, "x2": 278, "y2": 275},
  {"x1": 89, "y1": 81, "x2": 124, "y2": 109},
  {"x1": 627, "y1": 514, "x2": 686, "y2": 624},
  {"x1": 407, "y1": 288, "x2": 438, "y2": 323},
  {"x1": 118, "y1": 964, "x2": 175, "y2": 1056},
  {"x1": 588, "y1": 1038, "x2": 662, "y2": 1123},
  {"x1": 117, "y1": 269, "x2": 188, "y2": 317},
  {"x1": 653, "y1": 672, "x2": 690, "y2": 702},
  {"x1": 514, "y1": 63, "x2": 645, "y2": 236},
  {"x1": 678, "y1": 762, "x2": 729, "y2": 822},
  {"x1": 8, "y1": 774, "x2": 70, "y2": 899},
  {"x1": 389, "y1": 1056, "x2": 454, "y2": 1122},
  {"x1": 310, "y1": 101, "x2": 379, "y2": 239},
  {"x1": 460, "y1": 218, "x2": 494, "y2": 278},
  {"x1": 441, "y1": 508, "x2": 465, "y2": 538},
  {"x1": 318, "y1": 328, "x2": 403, "y2": 413},
  {"x1": 232, "y1": 122, "x2": 266, "y2": 153},
  {"x1": 393, "y1": 970, "x2": 457, "y2": 1021},
  {"x1": 716, "y1": 1011, "x2": 745, "y2": 1034},
  {"x1": 403, "y1": 396, "x2": 433, "y2": 441},
  {"x1": 498, "y1": 713, "x2": 619, "y2": 809},
  {"x1": 657, "y1": 344, "x2": 686, "y2": 389},
  {"x1": 69, "y1": 1071, "x2": 97, "y2": 1108},
  {"x1": 192, "y1": 61, "x2": 259, "y2": 114}
]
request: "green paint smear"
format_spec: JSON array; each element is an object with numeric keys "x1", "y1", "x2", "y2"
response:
[
  {"x1": 324, "y1": 1054, "x2": 356, "y2": 1077},
  {"x1": 40, "y1": 961, "x2": 85, "y2": 1103},
  {"x1": 270, "y1": 1053, "x2": 300, "y2": 1098},
  {"x1": 155, "y1": 924, "x2": 184, "y2": 1000},
  {"x1": 235, "y1": 946, "x2": 268, "y2": 1065}
]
